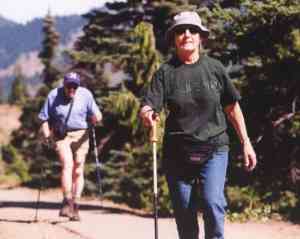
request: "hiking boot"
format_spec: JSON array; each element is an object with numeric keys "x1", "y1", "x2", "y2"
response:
[
  {"x1": 70, "y1": 202, "x2": 81, "y2": 221},
  {"x1": 59, "y1": 198, "x2": 74, "y2": 218}
]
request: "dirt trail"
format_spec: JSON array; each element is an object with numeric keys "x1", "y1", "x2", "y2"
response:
[{"x1": 0, "y1": 187, "x2": 300, "y2": 239}]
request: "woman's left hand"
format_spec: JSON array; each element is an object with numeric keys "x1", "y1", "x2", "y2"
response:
[{"x1": 242, "y1": 140, "x2": 257, "y2": 171}]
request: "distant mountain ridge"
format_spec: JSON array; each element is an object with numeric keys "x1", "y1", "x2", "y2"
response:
[
  {"x1": 0, "y1": 14, "x2": 86, "y2": 69},
  {"x1": 0, "y1": 14, "x2": 87, "y2": 100},
  {"x1": 0, "y1": 15, "x2": 17, "y2": 28}
]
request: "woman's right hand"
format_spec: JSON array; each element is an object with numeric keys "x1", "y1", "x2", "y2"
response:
[{"x1": 139, "y1": 105, "x2": 159, "y2": 127}]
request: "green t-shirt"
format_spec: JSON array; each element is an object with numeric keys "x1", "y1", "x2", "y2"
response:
[{"x1": 142, "y1": 54, "x2": 241, "y2": 143}]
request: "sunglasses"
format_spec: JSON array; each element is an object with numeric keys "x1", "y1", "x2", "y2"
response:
[
  {"x1": 174, "y1": 26, "x2": 199, "y2": 35},
  {"x1": 65, "y1": 83, "x2": 78, "y2": 90}
]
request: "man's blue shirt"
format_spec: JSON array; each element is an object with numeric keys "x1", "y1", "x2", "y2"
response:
[{"x1": 39, "y1": 86, "x2": 101, "y2": 130}]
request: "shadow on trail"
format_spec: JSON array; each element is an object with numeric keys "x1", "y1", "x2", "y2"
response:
[
  {"x1": 0, "y1": 217, "x2": 70, "y2": 224},
  {"x1": 0, "y1": 218, "x2": 35, "y2": 224},
  {"x1": 0, "y1": 200, "x2": 158, "y2": 218}
]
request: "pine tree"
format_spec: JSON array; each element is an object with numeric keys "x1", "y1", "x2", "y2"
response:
[
  {"x1": 8, "y1": 12, "x2": 63, "y2": 188},
  {"x1": 9, "y1": 66, "x2": 28, "y2": 106},
  {"x1": 38, "y1": 11, "x2": 61, "y2": 89},
  {"x1": 100, "y1": 22, "x2": 167, "y2": 211},
  {"x1": 209, "y1": 0, "x2": 300, "y2": 216}
]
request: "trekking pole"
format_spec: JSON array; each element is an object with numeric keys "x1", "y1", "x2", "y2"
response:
[
  {"x1": 34, "y1": 145, "x2": 46, "y2": 222},
  {"x1": 34, "y1": 159, "x2": 44, "y2": 222},
  {"x1": 150, "y1": 120, "x2": 158, "y2": 239},
  {"x1": 34, "y1": 177, "x2": 42, "y2": 222},
  {"x1": 91, "y1": 126, "x2": 103, "y2": 199}
]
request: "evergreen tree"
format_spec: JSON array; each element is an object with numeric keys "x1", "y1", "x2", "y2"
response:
[
  {"x1": 9, "y1": 12, "x2": 63, "y2": 188},
  {"x1": 38, "y1": 11, "x2": 61, "y2": 89},
  {"x1": 208, "y1": 0, "x2": 300, "y2": 218},
  {"x1": 8, "y1": 66, "x2": 28, "y2": 106},
  {"x1": 99, "y1": 22, "x2": 169, "y2": 211}
]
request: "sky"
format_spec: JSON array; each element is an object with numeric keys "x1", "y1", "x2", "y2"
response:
[{"x1": 0, "y1": 0, "x2": 117, "y2": 24}]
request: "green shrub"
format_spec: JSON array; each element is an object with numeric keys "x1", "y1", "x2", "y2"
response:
[
  {"x1": 1, "y1": 144, "x2": 31, "y2": 183},
  {"x1": 226, "y1": 186, "x2": 299, "y2": 222}
]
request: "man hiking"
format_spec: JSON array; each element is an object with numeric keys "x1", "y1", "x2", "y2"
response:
[{"x1": 38, "y1": 71, "x2": 102, "y2": 221}]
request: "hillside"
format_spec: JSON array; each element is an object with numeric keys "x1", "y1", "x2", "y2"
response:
[
  {"x1": 0, "y1": 104, "x2": 21, "y2": 145},
  {"x1": 0, "y1": 14, "x2": 87, "y2": 101},
  {"x1": 0, "y1": 15, "x2": 16, "y2": 28},
  {"x1": 0, "y1": 15, "x2": 86, "y2": 69}
]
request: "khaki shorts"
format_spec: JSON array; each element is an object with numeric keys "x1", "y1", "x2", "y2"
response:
[{"x1": 55, "y1": 129, "x2": 90, "y2": 163}]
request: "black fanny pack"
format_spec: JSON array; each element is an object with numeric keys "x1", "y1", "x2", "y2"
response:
[
  {"x1": 182, "y1": 141, "x2": 215, "y2": 165},
  {"x1": 166, "y1": 135, "x2": 216, "y2": 165}
]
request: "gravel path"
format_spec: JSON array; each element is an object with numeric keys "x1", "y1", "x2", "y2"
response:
[{"x1": 0, "y1": 187, "x2": 300, "y2": 239}]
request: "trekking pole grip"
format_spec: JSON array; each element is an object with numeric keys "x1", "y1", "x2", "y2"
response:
[{"x1": 150, "y1": 121, "x2": 158, "y2": 143}]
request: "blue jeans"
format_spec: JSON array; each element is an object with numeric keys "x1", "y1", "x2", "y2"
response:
[{"x1": 166, "y1": 149, "x2": 229, "y2": 239}]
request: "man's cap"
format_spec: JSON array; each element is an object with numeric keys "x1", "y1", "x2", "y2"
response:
[
  {"x1": 63, "y1": 72, "x2": 80, "y2": 86},
  {"x1": 165, "y1": 11, "x2": 210, "y2": 44}
]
